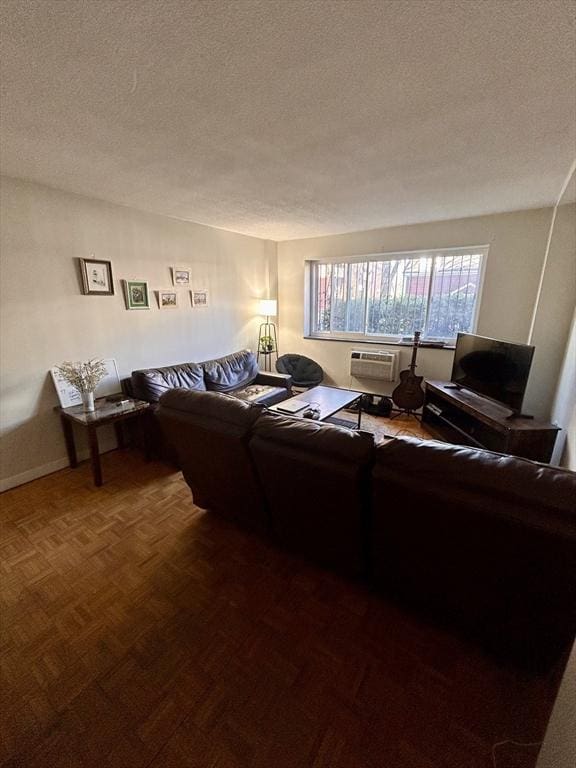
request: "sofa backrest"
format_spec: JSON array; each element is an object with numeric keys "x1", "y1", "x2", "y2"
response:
[
  {"x1": 371, "y1": 435, "x2": 576, "y2": 668},
  {"x1": 250, "y1": 411, "x2": 375, "y2": 576},
  {"x1": 156, "y1": 389, "x2": 269, "y2": 533},
  {"x1": 201, "y1": 349, "x2": 259, "y2": 393},
  {"x1": 132, "y1": 362, "x2": 206, "y2": 403},
  {"x1": 132, "y1": 349, "x2": 259, "y2": 403}
]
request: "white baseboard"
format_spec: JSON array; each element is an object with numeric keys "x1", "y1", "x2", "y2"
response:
[
  {"x1": 0, "y1": 457, "x2": 71, "y2": 493},
  {"x1": 0, "y1": 446, "x2": 116, "y2": 493}
]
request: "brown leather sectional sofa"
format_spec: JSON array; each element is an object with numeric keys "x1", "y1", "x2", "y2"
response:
[{"x1": 156, "y1": 388, "x2": 576, "y2": 671}]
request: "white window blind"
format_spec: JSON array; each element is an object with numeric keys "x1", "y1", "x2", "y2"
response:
[{"x1": 310, "y1": 247, "x2": 487, "y2": 342}]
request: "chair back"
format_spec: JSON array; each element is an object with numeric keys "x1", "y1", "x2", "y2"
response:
[{"x1": 276, "y1": 354, "x2": 324, "y2": 388}]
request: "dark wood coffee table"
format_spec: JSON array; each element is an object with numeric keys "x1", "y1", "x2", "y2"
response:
[
  {"x1": 58, "y1": 397, "x2": 151, "y2": 487},
  {"x1": 269, "y1": 385, "x2": 364, "y2": 428}
]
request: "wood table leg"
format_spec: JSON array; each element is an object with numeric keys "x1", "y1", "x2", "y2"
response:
[
  {"x1": 87, "y1": 425, "x2": 103, "y2": 487},
  {"x1": 114, "y1": 421, "x2": 125, "y2": 449},
  {"x1": 140, "y1": 414, "x2": 151, "y2": 461},
  {"x1": 60, "y1": 415, "x2": 78, "y2": 468}
]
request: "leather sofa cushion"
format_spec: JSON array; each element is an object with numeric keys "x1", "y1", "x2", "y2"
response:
[
  {"x1": 252, "y1": 410, "x2": 374, "y2": 462},
  {"x1": 132, "y1": 362, "x2": 206, "y2": 403},
  {"x1": 159, "y1": 387, "x2": 261, "y2": 429},
  {"x1": 202, "y1": 349, "x2": 259, "y2": 393},
  {"x1": 374, "y1": 436, "x2": 576, "y2": 536},
  {"x1": 250, "y1": 412, "x2": 374, "y2": 575},
  {"x1": 371, "y1": 436, "x2": 576, "y2": 668}
]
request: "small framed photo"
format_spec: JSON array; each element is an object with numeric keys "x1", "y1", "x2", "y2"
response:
[
  {"x1": 172, "y1": 266, "x2": 191, "y2": 286},
  {"x1": 123, "y1": 280, "x2": 150, "y2": 310},
  {"x1": 158, "y1": 290, "x2": 178, "y2": 309},
  {"x1": 79, "y1": 257, "x2": 114, "y2": 295},
  {"x1": 191, "y1": 289, "x2": 209, "y2": 308}
]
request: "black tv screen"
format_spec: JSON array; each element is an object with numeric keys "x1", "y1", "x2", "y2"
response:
[{"x1": 451, "y1": 333, "x2": 535, "y2": 412}]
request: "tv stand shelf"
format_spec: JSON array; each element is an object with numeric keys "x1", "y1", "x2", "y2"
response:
[{"x1": 422, "y1": 381, "x2": 559, "y2": 463}]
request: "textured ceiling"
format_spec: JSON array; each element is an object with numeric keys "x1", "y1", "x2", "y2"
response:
[{"x1": 1, "y1": 0, "x2": 575, "y2": 240}]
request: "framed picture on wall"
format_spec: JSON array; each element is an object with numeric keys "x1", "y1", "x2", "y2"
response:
[
  {"x1": 172, "y1": 266, "x2": 191, "y2": 286},
  {"x1": 157, "y1": 290, "x2": 178, "y2": 309},
  {"x1": 123, "y1": 280, "x2": 150, "y2": 310},
  {"x1": 191, "y1": 289, "x2": 209, "y2": 308},
  {"x1": 79, "y1": 257, "x2": 114, "y2": 295}
]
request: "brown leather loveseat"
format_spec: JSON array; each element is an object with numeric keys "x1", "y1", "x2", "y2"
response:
[
  {"x1": 156, "y1": 389, "x2": 576, "y2": 671},
  {"x1": 131, "y1": 348, "x2": 292, "y2": 407}
]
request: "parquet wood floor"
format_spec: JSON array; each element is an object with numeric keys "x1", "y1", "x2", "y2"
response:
[
  {"x1": 0, "y1": 450, "x2": 559, "y2": 768},
  {"x1": 358, "y1": 412, "x2": 430, "y2": 442}
]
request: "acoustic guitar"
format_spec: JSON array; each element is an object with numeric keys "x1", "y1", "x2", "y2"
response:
[{"x1": 392, "y1": 331, "x2": 425, "y2": 411}]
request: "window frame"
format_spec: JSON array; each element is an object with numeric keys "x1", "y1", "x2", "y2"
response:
[{"x1": 305, "y1": 245, "x2": 489, "y2": 344}]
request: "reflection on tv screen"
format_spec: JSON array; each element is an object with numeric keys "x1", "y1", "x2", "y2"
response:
[{"x1": 451, "y1": 334, "x2": 534, "y2": 412}]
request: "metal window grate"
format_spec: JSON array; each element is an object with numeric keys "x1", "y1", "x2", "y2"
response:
[{"x1": 311, "y1": 247, "x2": 487, "y2": 342}]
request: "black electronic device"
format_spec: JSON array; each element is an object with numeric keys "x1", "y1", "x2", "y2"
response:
[{"x1": 450, "y1": 333, "x2": 535, "y2": 415}]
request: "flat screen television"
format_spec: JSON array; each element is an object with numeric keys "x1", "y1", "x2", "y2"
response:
[{"x1": 450, "y1": 333, "x2": 535, "y2": 413}]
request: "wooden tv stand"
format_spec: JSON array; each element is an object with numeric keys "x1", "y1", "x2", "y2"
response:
[{"x1": 422, "y1": 381, "x2": 559, "y2": 463}]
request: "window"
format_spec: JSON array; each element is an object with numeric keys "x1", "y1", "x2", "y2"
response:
[{"x1": 308, "y1": 246, "x2": 487, "y2": 343}]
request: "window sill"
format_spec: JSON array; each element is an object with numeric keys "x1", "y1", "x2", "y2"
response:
[{"x1": 303, "y1": 335, "x2": 456, "y2": 350}]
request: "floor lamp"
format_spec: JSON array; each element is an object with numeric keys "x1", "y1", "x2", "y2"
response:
[{"x1": 257, "y1": 299, "x2": 278, "y2": 372}]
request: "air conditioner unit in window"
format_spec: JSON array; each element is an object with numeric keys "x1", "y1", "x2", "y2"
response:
[{"x1": 349, "y1": 350, "x2": 400, "y2": 382}]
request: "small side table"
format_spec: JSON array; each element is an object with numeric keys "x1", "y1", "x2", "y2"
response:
[{"x1": 58, "y1": 398, "x2": 151, "y2": 487}]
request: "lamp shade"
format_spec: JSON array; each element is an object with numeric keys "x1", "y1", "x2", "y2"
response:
[{"x1": 258, "y1": 299, "x2": 277, "y2": 316}]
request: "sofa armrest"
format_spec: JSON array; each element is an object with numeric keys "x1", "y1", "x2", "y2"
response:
[
  {"x1": 255, "y1": 371, "x2": 293, "y2": 391},
  {"x1": 121, "y1": 377, "x2": 134, "y2": 397}
]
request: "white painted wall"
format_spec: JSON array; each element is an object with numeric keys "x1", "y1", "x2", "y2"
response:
[
  {"x1": 278, "y1": 206, "x2": 576, "y2": 424},
  {"x1": 551, "y1": 308, "x2": 576, "y2": 469},
  {"x1": 536, "y1": 166, "x2": 576, "y2": 470},
  {"x1": 525, "y1": 202, "x2": 576, "y2": 422},
  {"x1": 0, "y1": 177, "x2": 275, "y2": 490}
]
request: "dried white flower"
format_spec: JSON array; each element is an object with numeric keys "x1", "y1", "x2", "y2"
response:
[{"x1": 56, "y1": 359, "x2": 107, "y2": 394}]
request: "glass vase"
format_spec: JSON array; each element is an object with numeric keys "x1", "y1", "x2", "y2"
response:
[{"x1": 81, "y1": 391, "x2": 95, "y2": 412}]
